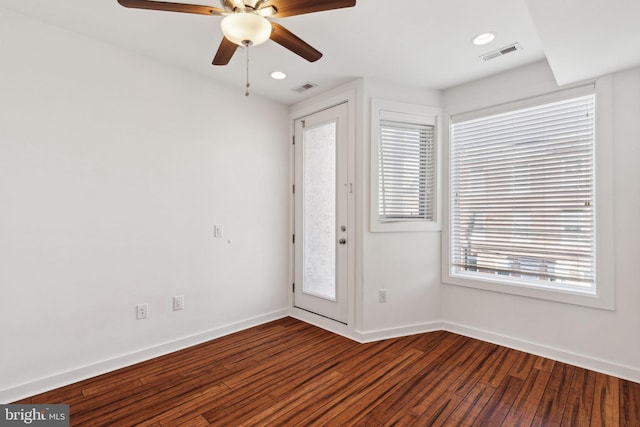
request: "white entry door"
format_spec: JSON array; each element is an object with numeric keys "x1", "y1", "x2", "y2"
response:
[{"x1": 294, "y1": 102, "x2": 349, "y2": 324}]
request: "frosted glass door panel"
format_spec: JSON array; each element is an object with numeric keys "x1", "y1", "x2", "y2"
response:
[
  {"x1": 302, "y1": 122, "x2": 337, "y2": 301},
  {"x1": 293, "y1": 101, "x2": 349, "y2": 324}
]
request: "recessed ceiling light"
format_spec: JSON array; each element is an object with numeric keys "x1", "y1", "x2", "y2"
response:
[
  {"x1": 270, "y1": 71, "x2": 287, "y2": 80},
  {"x1": 473, "y1": 32, "x2": 496, "y2": 46}
]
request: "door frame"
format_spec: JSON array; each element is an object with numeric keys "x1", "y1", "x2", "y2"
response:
[{"x1": 288, "y1": 88, "x2": 356, "y2": 332}]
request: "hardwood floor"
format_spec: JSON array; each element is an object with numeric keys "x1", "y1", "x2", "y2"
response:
[{"x1": 15, "y1": 317, "x2": 640, "y2": 426}]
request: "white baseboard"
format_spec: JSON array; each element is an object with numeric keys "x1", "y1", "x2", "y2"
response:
[
  {"x1": 0, "y1": 308, "x2": 290, "y2": 403},
  {"x1": 353, "y1": 321, "x2": 446, "y2": 343},
  {"x1": 442, "y1": 321, "x2": 640, "y2": 384}
]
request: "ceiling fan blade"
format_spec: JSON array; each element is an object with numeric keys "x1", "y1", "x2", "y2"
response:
[
  {"x1": 270, "y1": 22, "x2": 322, "y2": 62},
  {"x1": 264, "y1": 0, "x2": 355, "y2": 17},
  {"x1": 212, "y1": 37, "x2": 239, "y2": 65},
  {"x1": 117, "y1": 0, "x2": 224, "y2": 15}
]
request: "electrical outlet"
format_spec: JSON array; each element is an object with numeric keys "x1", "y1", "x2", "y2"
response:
[
  {"x1": 379, "y1": 289, "x2": 388, "y2": 303},
  {"x1": 173, "y1": 295, "x2": 184, "y2": 311},
  {"x1": 136, "y1": 303, "x2": 148, "y2": 320}
]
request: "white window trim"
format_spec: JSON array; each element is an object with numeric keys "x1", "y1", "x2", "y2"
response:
[
  {"x1": 442, "y1": 78, "x2": 615, "y2": 310},
  {"x1": 370, "y1": 98, "x2": 442, "y2": 232}
]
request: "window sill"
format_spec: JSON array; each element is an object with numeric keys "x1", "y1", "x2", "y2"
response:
[
  {"x1": 442, "y1": 272, "x2": 615, "y2": 310},
  {"x1": 371, "y1": 219, "x2": 441, "y2": 233}
]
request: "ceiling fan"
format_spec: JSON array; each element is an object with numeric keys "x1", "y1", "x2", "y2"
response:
[{"x1": 117, "y1": 0, "x2": 357, "y2": 66}]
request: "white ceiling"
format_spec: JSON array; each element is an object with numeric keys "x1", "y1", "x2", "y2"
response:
[
  {"x1": 1, "y1": 1, "x2": 638, "y2": 105},
  {"x1": 525, "y1": 0, "x2": 640, "y2": 86}
]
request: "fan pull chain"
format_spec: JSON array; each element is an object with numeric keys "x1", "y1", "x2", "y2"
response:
[{"x1": 244, "y1": 42, "x2": 251, "y2": 97}]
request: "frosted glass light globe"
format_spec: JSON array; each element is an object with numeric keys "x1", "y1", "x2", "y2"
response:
[{"x1": 221, "y1": 13, "x2": 272, "y2": 46}]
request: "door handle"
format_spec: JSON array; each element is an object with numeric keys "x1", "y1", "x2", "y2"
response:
[{"x1": 338, "y1": 238, "x2": 347, "y2": 245}]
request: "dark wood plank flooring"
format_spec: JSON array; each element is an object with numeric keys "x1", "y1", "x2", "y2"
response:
[{"x1": 15, "y1": 317, "x2": 640, "y2": 426}]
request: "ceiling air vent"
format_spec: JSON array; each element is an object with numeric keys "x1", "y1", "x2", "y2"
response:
[
  {"x1": 292, "y1": 81, "x2": 318, "y2": 93},
  {"x1": 480, "y1": 43, "x2": 522, "y2": 61}
]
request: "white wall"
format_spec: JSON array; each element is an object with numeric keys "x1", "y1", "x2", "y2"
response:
[
  {"x1": 441, "y1": 61, "x2": 640, "y2": 381},
  {"x1": 0, "y1": 8, "x2": 290, "y2": 401},
  {"x1": 359, "y1": 79, "x2": 443, "y2": 335}
]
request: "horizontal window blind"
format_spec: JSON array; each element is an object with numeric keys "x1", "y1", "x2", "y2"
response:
[
  {"x1": 450, "y1": 93, "x2": 595, "y2": 288},
  {"x1": 378, "y1": 119, "x2": 435, "y2": 221}
]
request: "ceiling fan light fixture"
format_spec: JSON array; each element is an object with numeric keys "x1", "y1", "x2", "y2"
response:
[
  {"x1": 258, "y1": 6, "x2": 277, "y2": 17},
  {"x1": 221, "y1": 13, "x2": 272, "y2": 46}
]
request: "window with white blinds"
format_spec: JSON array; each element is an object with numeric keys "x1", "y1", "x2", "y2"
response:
[
  {"x1": 371, "y1": 99, "x2": 440, "y2": 232},
  {"x1": 379, "y1": 119, "x2": 435, "y2": 221},
  {"x1": 449, "y1": 92, "x2": 596, "y2": 291}
]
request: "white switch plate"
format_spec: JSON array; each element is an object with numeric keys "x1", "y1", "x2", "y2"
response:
[
  {"x1": 379, "y1": 289, "x2": 388, "y2": 303},
  {"x1": 173, "y1": 295, "x2": 184, "y2": 311},
  {"x1": 136, "y1": 303, "x2": 148, "y2": 319},
  {"x1": 214, "y1": 224, "x2": 223, "y2": 238}
]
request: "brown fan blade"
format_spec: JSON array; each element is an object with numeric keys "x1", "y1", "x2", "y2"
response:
[
  {"x1": 212, "y1": 37, "x2": 239, "y2": 65},
  {"x1": 264, "y1": 0, "x2": 356, "y2": 17},
  {"x1": 117, "y1": 0, "x2": 224, "y2": 15},
  {"x1": 270, "y1": 23, "x2": 322, "y2": 62}
]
